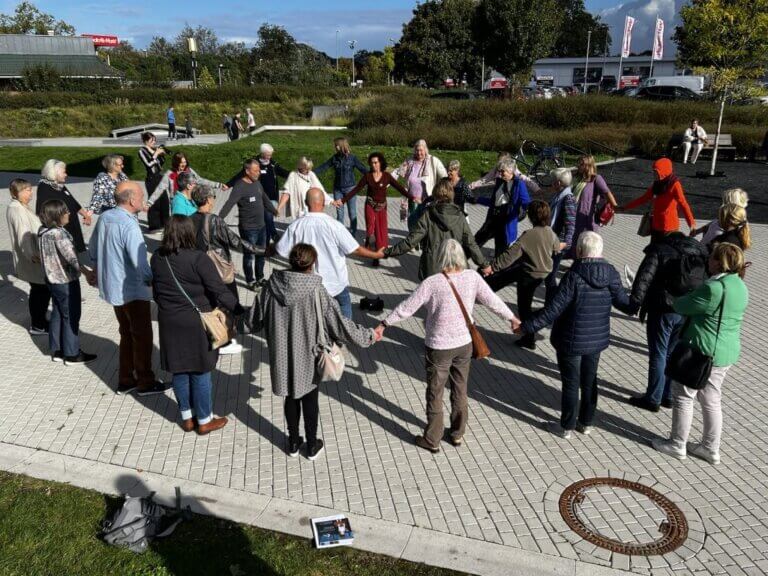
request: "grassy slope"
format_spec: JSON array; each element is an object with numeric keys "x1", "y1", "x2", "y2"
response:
[{"x1": 0, "y1": 471, "x2": 465, "y2": 576}]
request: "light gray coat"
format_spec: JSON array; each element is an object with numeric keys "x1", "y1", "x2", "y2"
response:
[
  {"x1": 262, "y1": 270, "x2": 374, "y2": 399},
  {"x1": 5, "y1": 199, "x2": 44, "y2": 284}
]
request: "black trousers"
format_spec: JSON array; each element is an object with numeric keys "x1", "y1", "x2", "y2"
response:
[
  {"x1": 475, "y1": 218, "x2": 508, "y2": 257},
  {"x1": 147, "y1": 191, "x2": 170, "y2": 231},
  {"x1": 485, "y1": 261, "x2": 542, "y2": 344},
  {"x1": 557, "y1": 351, "x2": 601, "y2": 430},
  {"x1": 29, "y1": 282, "x2": 51, "y2": 330},
  {"x1": 284, "y1": 387, "x2": 319, "y2": 444}
]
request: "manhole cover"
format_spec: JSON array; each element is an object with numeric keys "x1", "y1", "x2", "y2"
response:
[{"x1": 559, "y1": 477, "x2": 688, "y2": 556}]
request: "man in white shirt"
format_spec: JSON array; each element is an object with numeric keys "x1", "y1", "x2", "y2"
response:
[
  {"x1": 682, "y1": 119, "x2": 708, "y2": 164},
  {"x1": 275, "y1": 188, "x2": 383, "y2": 318}
]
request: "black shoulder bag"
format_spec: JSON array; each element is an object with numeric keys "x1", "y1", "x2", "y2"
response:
[{"x1": 665, "y1": 279, "x2": 725, "y2": 390}]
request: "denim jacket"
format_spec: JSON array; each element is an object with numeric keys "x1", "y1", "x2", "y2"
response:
[{"x1": 315, "y1": 153, "x2": 368, "y2": 191}]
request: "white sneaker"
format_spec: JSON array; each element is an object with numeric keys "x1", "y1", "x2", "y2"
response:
[
  {"x1": 576, "y1": 423, "x2": 594, "y2": 435},
  {"x1": 218, "y1": 339, "x2": 243, "y2": 355},
  {"x1": 652, "y1": 439, "x2": 686, "y2": 460},
  {"x1": 548, "y1": 421, "x2": 572, "y2": 439},
  {"x1": 689, "y1": 443, "x2": 720, "y2": 465}
]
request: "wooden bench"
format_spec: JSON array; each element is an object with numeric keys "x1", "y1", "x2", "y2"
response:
[{"x1": 668, "y1": 133, "x2": 737, "y2": 161}]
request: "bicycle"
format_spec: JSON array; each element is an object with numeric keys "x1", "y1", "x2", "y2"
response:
[{"x1": 513, "y1": 140, "x2": 564, "y2": 188}]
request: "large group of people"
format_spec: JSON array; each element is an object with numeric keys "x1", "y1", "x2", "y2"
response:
[{"x1": 3, "y1": 133, "x2": 751, "y2": 466}]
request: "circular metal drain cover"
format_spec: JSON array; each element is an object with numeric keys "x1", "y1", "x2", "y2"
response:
[{"x1": 559, "y1": 477, "x2": 688, "y2": 556}]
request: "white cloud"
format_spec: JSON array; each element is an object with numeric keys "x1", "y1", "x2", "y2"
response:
[{"x1": 600, "y1": 0, "x2": 682, "y2": 54}]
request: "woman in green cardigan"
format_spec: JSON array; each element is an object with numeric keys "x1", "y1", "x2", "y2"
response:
[{"x1": 653, "y1": 243, "x2": 748, "y2": 465}]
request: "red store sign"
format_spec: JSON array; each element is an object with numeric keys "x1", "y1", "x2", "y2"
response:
[{"x1": 83, "y1": 34, "x2": 119, "y2": 47}]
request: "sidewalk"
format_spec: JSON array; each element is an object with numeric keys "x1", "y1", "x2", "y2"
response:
[{"x1": 0, "y1": 184, "x2": 766, "y2": 576}]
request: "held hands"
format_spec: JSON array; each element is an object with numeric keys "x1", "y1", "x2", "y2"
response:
[
  {"x1": 480, "y1": 266, "x2": 493, "y2": 277},
  {"x1": 221, "y1": 184, "x2": 230, "y2": 192},
  {"x1": 559, "y1": 242, "x2": 567, "y2": 252},
  {"x1": 373, "y1": 324, "x2": 386, "y2": 342},
  {"x1": 82, "y1": 211, "x2": 93, "y2": 226},
  {"x1": 511, "y1": 317, "x2": 522, "y2": 333},
  {"x1": 332, "y1": 200, "x2": 343, "y2": 208}
]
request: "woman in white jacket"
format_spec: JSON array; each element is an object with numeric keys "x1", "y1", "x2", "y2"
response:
[
  {"x1": 277, "y1": 156, "x2": 332, "y2": 220},
  {"x1": 5, "y1": 178, "x2": 50, "y2": 334},
  {"x1": 682, "y1": 119, "x2": 708, "y2": 165},
  {"x1": 391, "y1": 139, "x2": 447, "y2": 230}
]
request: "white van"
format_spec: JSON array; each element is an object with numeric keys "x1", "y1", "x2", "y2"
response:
[{"x1": 640, "y1": 76, "x2": 706, "y2": 94}]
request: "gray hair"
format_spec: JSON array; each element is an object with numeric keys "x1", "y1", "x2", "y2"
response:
[
  {"x1": 448, "y1": 159, "x2": 461, "y2": 172},
  {"x1": 413, "y1": 139, "x2": 429, "y2": 154},
  {"x1": 41, "y1": 159, "x2": 66, "y2": 182},
  {"x1": 191, "y1": 184, "x2": 215, "y2": 207},
  {"x1": 176, "y1": 171, "x2": 197, "y2": 191},
  {"x1": 497, "y1": 158, "x2": 517, "y2": 174},
  {"x1": 102, "y1": 154, "x2": 124, "y2": 173},
  {"x1": 437, "y1": 238, "x2": 468, "y2": 272},
  {"x1": 551, "y1": 167, "x2": 573, "y2": 188},
  {"x1": 260, "y1": 143, "x2": 274, "y2": 154},
  {"x1": 576, "y1": 231, "x2": 603, "y2": 258}
]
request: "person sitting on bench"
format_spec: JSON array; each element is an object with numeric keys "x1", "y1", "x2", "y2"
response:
[{"x1": 682, "y1": 119, "x2": 708, "y2": 165}]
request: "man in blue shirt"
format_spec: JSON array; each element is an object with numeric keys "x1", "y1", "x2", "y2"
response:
[
  {"x1": 89, "y1": 181, "x2": 164, "y2": 396},
  {"x1": 167, "y1": 105, "x2": 176, "y2": 140}
]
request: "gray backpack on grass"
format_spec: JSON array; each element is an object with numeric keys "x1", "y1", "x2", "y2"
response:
[{"x1": 101, "y1": 487, "x2": 189, "y2": 553}]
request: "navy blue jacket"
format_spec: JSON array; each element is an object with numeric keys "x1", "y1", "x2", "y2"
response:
[
  {"x1": 522, "y1": 258, "x2": 632, "y2": 355},
  {"x1": 315, "y1": 153, "x2": 368, "y2": 191}
]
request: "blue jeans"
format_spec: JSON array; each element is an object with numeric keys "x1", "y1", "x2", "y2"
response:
[
  {"x1": 48, "y1": 280, "x2": 81, "y2": 357},
  {"x1": 645, "y1": 310, "x2": 684, "y2": 405},
  {"x1": 172, "y1": 372, "x2": 213, "y2": 425},
  {"x1": 334, "y1": 187, "x2": 357, "y2": 236},
  {"x1": 334, "y1": 287, "x2": 352, "y2": 320},
  {"x1": 557, "y1": 352, "x2": 601, "y2": 430},
  {"x1": 407, "y1": 201, "x2": 425, "y2": 231},
  {"x1": 265, "y1": 201, "x2": 278, "y2": 241},
  {"x1": 241, "y1": 226, "x2": 267, "y2": 283}
]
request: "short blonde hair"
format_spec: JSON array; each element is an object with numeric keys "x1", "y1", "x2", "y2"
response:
[
  {"x1": 722, "y1": 188, "x2": 748, "y2": 208},
  {"x1": 41, "y1": 159, "x2": 66, "y2": 182},
  {"x1": 432, "y1": 178, "x2": 455, "y2": 203},
  {"x1": 711, "y1": 242, "x2": 745, "y2": 274},
  {"x1": 102, "y1": 154, "x2": 124, "y2": 173},
  {"x1": 437, "y1": 238, "x2": 467, "y2": 272},
  {"x1": 551, "y1": 167, "x2": 573, "y2": 188},
  {"x1": 576, "y1": 231, "x2": 603, "y2": 258},
  {"x1": 297, "y1": 156, "x2": 313, "y2": 171}
]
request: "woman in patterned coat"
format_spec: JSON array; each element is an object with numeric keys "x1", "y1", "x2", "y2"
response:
[{"x1": 261, "y1": 243, "x2": 376, "y2": 461}]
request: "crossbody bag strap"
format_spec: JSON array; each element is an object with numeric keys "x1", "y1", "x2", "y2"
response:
[
  {"x1": 711, "y1": 278, "x2": 727, "y2": 355},
  {"x1": 203, "y1": 213, "x2": 212, "y2": 249},
  {"x1": 164, "y1": 256, "x2": 201, "y2": 313},
  {"x1": 313, "y1": 289, "x2": 328, "y2": 347},
  {"x1": 442, "y1": 272, "x2": 473, "y2": 329}
]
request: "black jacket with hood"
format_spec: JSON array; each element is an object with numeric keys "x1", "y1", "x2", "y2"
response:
[{"x1": 385, "y1": 201, "x2": 489, "y2": 279}]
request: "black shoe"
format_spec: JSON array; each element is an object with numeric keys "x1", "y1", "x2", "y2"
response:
[
  {"x1": 514, "y1": 338, "x2": 536, "y2": 350},
  {"x1": 371, "y1": 259, "x2": 380, "y2": 267},
  {"x1": 415, "y1": 435, "x2": 440, "y2": 453},
  {"x1": 51, "y1": 351, "x2": 64, "y2": 363},
  {"x1": 307, "y1": 439, "x2": 325, "y2": 461},
  {"x1": 64, "y1": 351, "x2": 97, "y2": 365},
  {"x1": 288, "y1": 436, "x2": 303, "y2": 458},
  {"x1": 136, "y1": 381, "x2": 169, "y2": 396},
  {"x1": 628, "y1": 395, "x2": 660, "y2": 412},
  {"x1": 247, "y1": 281, "x2": 258, "y2": 291},
  {"x1": 117, "y1": 382, "x2": 137, "y2": 395},
  {"x1": 661, "y1": 398, "x2": 673, "y2": 409}
]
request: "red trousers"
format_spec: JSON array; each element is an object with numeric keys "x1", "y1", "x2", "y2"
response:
[{"x1": 364, "y1": 203, "x2": 388, "y2": 249}]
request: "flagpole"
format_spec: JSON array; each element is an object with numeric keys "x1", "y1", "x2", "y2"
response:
[
  {"x1": 617, "y1": 16, "x2": 626, "y2": 88},
  {"x1": 649, "y1": 14, "x2": 657, "y2": 79}
]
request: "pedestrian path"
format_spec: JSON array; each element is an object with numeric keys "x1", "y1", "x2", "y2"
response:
[{"x1": 0, "y1": 182, "x2": 766, "y2": 576}]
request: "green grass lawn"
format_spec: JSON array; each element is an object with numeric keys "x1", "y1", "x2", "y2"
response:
[
  {"x1": 0, "y1": 471, "x2": 466, "y2": 576},
  {"x1": 0, "y1": 131, "x2": 603, "y2": 194}
]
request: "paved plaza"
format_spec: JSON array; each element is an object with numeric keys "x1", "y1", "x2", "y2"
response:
[{"x1": 0, "y1": 173, "x2": 767, "y2": 575}]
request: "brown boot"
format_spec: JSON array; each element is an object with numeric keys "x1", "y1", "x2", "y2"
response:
[
  {"x1": 181, "y1": 418, "x2": 195, "y2": 432},
  {"x1": 197, "y1": 416, "x2": 228, "y2": 435},
  {"x1": 415, "y1": 435, "x2": 440, "y2": 453}
]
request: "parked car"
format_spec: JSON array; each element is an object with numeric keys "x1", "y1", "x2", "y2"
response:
[
  {"x1": 610, "y1": 87, "x2": 637, "y2": 96},
  {"x1": 640, "y1": 75, "x2": 706, "y2": 94},
  {"x1": 429, "y1": 91, "x2": 485, "y2": 100},
  {"x1": 631, "y1": 86, "x2": 701, "y2": 101}
]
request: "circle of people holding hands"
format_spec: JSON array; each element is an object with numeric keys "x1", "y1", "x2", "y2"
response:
[{"x1": 5, "y1": 133, "x2": 750, "y2": 464}]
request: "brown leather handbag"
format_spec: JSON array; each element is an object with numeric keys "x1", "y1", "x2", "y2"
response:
[
  {"x1": 442, "y1": 272, "x2": 491, "y2": 359},
  {"x1": 203, "y1": 214, "x2": 235, "y2": 284}
]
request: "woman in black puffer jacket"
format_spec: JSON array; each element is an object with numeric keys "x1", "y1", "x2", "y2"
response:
[{"x1": 519, "y1": 231, "x2": 632, "y2": 439}]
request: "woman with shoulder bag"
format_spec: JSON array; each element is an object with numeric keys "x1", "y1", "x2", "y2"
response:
[
  {"x1": 653, "y1": 243, "x2": 748, "y2": 465},
  {"x1": 375, "y1": 239, "x2": 519, "y2": 453},
  {"x1": 261, "y1": 244, "x2": 377, "y2": 461},
  {"x1": 150, "y1": 216, "x2": 241, "y2": 435},
  {"x1": 190, "y1": 185, "x2": 266, "y2": 350}
]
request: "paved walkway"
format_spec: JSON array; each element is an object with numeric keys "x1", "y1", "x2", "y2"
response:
[{"x1": 0, "y1": 180, "x2": 766, "y2": 576}]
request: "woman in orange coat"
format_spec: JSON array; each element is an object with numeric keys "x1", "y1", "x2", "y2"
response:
[{"x1": 622, "y1": 158, "x2": 696, "y2": 242}]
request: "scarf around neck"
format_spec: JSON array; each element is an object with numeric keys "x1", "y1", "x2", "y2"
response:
[{"x1": 550, "y1": 187, "x2": 573, "y2": 227}]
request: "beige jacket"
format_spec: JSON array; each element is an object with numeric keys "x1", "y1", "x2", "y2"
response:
[
  {"x1": 5, "y1": 199, "x2": 44, "y2": 284},
  {"x1": 280, "y1": 170, "x2": 331, "y2": 219}
]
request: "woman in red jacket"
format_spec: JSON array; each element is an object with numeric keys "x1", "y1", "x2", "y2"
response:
[{"x1": 622, "y1": 158, "x2": 696, "y2": 242}]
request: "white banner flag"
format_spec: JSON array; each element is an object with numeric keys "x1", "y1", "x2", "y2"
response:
[
  {"x1": 621, "y1": 16, "x2": 635, "y2": 58},
  {"x1": 652, "y1": 17, "x2": 664, "y2": 60}
]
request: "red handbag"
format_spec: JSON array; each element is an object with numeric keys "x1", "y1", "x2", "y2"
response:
[{"x1": 596, "y1": 202, "x2": 615, "y2": 226}]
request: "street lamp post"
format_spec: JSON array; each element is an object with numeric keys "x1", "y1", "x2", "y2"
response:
[
  {"x1": 348, "y1": 40, "x2": 357, "y2": 85},
  {"x1": 187, "y1": 37, "x2": 198, "y2": 88},
  {"x1": 388, "y1": 37, "x2": 395, "y2": 85},
  {"x1": 583, "y1": 30, "x2": 592, "y2": 95},
  {"x1": 336, "y1": 29, "x2": 340, "y2": 70},
  {"x1": 218, "y1": 64, "x2": 224, "y2": 88}
]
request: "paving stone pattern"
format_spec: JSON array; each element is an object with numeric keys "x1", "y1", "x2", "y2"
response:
[{"x1": 1, "y1": 180, "x2": 767, "y2": 575}]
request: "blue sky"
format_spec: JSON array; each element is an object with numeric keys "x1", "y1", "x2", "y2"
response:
[{"x1": 3, "y1": 0, "x2": 680, "y2": 56}]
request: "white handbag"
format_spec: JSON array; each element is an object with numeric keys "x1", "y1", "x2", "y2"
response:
[{"x1": 313, "y1": 290, "x2": 345, "y2": 382}]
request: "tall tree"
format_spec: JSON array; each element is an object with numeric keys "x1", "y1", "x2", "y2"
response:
[
  {"x1": 549, "y1": 0, "x2": 611, "y2": 57},
  {"x1": 394, "y1": 0, "x2": 482, "y2": 87},
  {"x1": 675, "y1": 0, "x2": 768, "y2": 174},
  {"x1": 474, "y1": 0, "x2": 561, "y2": 82},
  {"x1": 0, "y1": 1, "x2": 74, "y2": 35}
]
